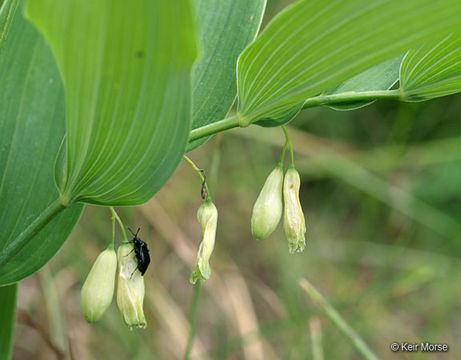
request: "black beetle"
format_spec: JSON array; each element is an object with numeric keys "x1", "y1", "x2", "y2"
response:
[{"x1": 128, "y1": 227, "x2": 150, "y2": 276}]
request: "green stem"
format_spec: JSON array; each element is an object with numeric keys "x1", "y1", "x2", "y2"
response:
[
  {"x1": 279, "y1": 142, "x2": 288, "y2": 165},
  {"x1": 0, "y1": 284, "x2": 17, "y2": 360},
  {"x1": 109, "y1": 207, "x2": 128, "y2": 242},
  {"x1": 300, "y1": 279, "x2": 380, "y2": 360},
  {"x1": 183, "y1": 155, "x2": 212, "y2": 201},
  {"x1": 303, "y1": 89, "x2": 401, "y2": 109},
  {"x1": 208, "y1": 134, "x2": 223, "y2": 193},
  {"x1": 184, "y1": 280, "x2": 202, "y2": 360},
  {"x1": 281, "y1": 125, "x2": 295, "y2": 166},
  {"x1": 0, "y1": 198, "x2": 66, "y2": 268},
  {"x1": 187, "y1": 90, "x2": 401, "y2": 142},
  {"x1": 110, "y1": 208, "x2": 116, "y2": 248},
  {"x1": 188, "y1": 115, "x2": 239, "y2": 142}
]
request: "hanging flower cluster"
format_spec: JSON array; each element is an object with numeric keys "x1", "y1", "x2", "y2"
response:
[
  {"x1": 251, "y1": 165, "x2": 306, "y2": 253},
  {"x1": 80, "y1": 213, "x2": 148, "y2": 329},
  {"x1": 251, "y1": 127, "x2": 307, "y2": 253},
  {"x1": 81, "y1": 128, "x2": 306, "y2": 327},
  {"x1": 187, "y1": 127, "x2": 307, "y2": 287}
]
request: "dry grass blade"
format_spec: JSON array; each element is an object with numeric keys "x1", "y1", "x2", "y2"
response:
[
  {"x1": 300, "y1": 279, "x2": 380, "y2": 360},
  {"x1": 147, "y1": 280, "x2": 208, "y2": 360},
  {"x1": 16, "y1": 309, "x2": 66, "y2": 360},
  {"x1": 309, "y1": 316, "x2": 323, "y2": 360},
  {"x1": 223, "y1": 274, "x2": 265, "y2": 359},
  {"x1": 38, "y1": 267, "x2": 67, "y2": 354}
]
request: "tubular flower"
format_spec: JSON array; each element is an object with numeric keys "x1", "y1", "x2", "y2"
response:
[
  {"x1": 190, "y1": 200, "x2": 218, "y2": 284},
  {"x1": 116, "y1": 243, "x2": 147, "y2": 329},
  {"x1": 81, "y1": 246, "x2": 117, "y2": 323},
  {"x1": 283, "y1": 167, "x2": 306, "y2": 253},
  {"x1": 251, "y1": 165, "x2": 283, "y2": 240}
]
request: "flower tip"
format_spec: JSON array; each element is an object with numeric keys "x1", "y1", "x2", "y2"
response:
[
  {"x1": 250, "y1": 221, "x2": 269, "y2": 241},
  {"x1": 128, "y1": 321, "x2": 147, "y2": 330},
  {"x1": 83, "y1": 314, "x2": 99, "y2": 324},
  {"x1": 190, "y1": 262, "x2": 209, "y2": 284},
  {"x1": 251, "y1": 232, "x2": 265, "y2": 241},
  {"x1": 288, "y1": 237, "x2": 306, "y2": 254},
  {"x1": 189, "y1": 271, "x2": 200, "y2": 285}
]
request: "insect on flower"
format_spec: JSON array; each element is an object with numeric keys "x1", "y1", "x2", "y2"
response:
[
  {"x1": 127, "y1": 227, "x2": 151, "y2": 276},
  {"x1": 117, "y1": 242, "x2": 147, "y2": 329}
]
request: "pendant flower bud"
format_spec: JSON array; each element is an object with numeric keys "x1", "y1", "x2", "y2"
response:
[
  {"x1": 283, "y1": 167, "x2": 306, "y2": 253},
  {"x1": 190, "y1": 200, "x2": 218, "y2": 284},
  {"x1": 251, "y1": 165, "x2": 283, "y2": 240},
  {"x1": 117, "y1": 243, "x2": 147, "y2": 329},
  {"x1": 81, "y1": 246, "x2": 117, "y2": 323}
]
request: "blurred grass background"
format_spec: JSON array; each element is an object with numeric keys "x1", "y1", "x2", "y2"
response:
[{"x1": 12, "y1": 1, "x2": 461, "y2": 359}]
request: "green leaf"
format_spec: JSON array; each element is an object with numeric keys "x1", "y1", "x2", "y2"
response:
[
  {"x1": 400, "y1": 34, "x2": 461, "y2": 101},
  {"x1": 0, "y1": 284, "x2": 17, "y2": 360},
  {"x1": 325, "y1": 55, "x2": 403, "y2": 111},
  {"x1": 0, "y1": 0, "x2": 83, "y2": 285},
  {"x1": 26, "y1": 0, "x2": 197, "y2": 206},
  {"x1": 236, "y1": 0, "x2": 461, "y2": 127},
  {"x1": 186, "y1": 0, "x2": 266, "y2": 152},
  {"x1": 0, "y1": 0, "x2": 15, "y2": 40}
]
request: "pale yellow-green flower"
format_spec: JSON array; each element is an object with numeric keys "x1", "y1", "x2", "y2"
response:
[
  {"x1": 81, "y1": 246, "x2": 117, "y2": 323},
  {"x1": 283, "y1": 167, "x2": 306, "y2": 253},
  {"x1": 251, "y1": 165, "x2": 283, "y2": 240},
  {"x1": 116, "y1": 243, "x2": 147, "y2": 329},
  {"x1": 190, "y1": 200, "x2": 218, "y2": 284}
]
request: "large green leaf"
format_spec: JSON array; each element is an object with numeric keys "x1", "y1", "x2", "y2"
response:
[
  {"x1": 325, "y1": 55, "x2": 403, "y2": 111},
  {"x1": 0, "y1": 284, "x2": 16, "y2": 360},
  {"x1": 27, "y1": 0, "x2": 197, "y2": 206},
  {"x1": 400, "y1": 34, "x2": 461, "y2": 101},
  {"x1": 0, "y1": 0, "x2": 83, "y2": 285},
  {"x1": 0, "y1": 0, "x2": 14, "y2": 39},
  {"x1": 236, "y1": 0, "x2": 461, "y2": 127},
  {"x1": 186, "y1": 0, "x2": 266, "y2": 152}
]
